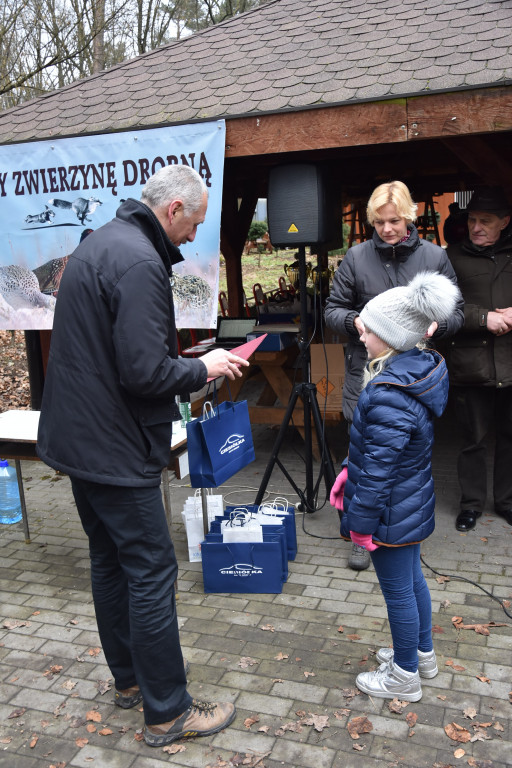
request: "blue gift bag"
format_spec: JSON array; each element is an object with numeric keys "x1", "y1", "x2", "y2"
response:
[
  {"x1": 209, "y1": 518, "x2": 288, "y2": 582},
  {"x1": 225, "y1": 502, "x2": 297, "y2": 561},
  {"x1": 201, "y1": 539, "x2": 285, "y2": 594},
  {"x1": 186, "y1": 399, "x2": 255, "y2": 488}
]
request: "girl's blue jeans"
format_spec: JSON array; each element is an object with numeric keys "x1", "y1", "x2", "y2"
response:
[{"x1": 370, "y1": 543, "x2": 433, "y2": 673}]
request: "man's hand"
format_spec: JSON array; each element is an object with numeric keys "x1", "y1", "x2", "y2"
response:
[
  {"x1": 200, "y1": 348, "x2": 249, "y2": 380},
  {"x1": 495, "y1": 307, "x2": 512, "y2": 332},
  {"x1": 488, "y1": 309, "x2": 511, "y2": 336}
]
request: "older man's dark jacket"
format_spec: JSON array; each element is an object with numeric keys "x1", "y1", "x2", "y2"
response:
[
  {"x1": 37, "y1": 199, "x2": 208, "y2": 486},
  {"x1": 445, "y1": 224, "x2": 512, "y2": 388}
]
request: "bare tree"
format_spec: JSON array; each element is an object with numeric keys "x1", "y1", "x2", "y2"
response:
[{"x1": 0, "y1": 0, "x2": 270, "y2": 107}]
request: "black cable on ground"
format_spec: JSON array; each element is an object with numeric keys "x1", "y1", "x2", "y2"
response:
[{"x1": 420, "y1": 553, "x2": 512, "y2": 620}]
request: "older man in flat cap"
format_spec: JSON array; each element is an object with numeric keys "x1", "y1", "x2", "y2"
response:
[{"x1": 446, "y1": 187, "x2": 512, "y2": 532}]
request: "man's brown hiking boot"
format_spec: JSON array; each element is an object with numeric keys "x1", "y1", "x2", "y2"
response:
[{"x1": 143, "y1": 699, "x2": 235, "y2": 746}]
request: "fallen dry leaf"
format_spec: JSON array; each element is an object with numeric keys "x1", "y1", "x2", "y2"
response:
[
  {"x1": 8, "y1": 708, "x2": 26, "y2": 719},
  {"x1": 43, "y1": 665, "x2": 63, "y2": 678},
  {"x1": 441, "y1": 599, "x2": 451, "y2": 609},
  {"x1": 272, "y1": 678, "x2": 284, "y2": 683},
  {"x1": 453, "y1": 747, "x2": 466, "y2": 758},
  {"x1": 260, "y1": 624, "x2": 274, "y2": 632},
  {"x1": 444, "y1": 722, "x2": 471, "y2": 743},
  {"x1": 97, "y1": 679, "x2": 111, "y2": 695},
  {"x1": 258, "y1": 724, "x2": 271, "y2": 733},
  {"x1": 302, "y1": 713, "x2": 329, "y2": 732},
  {"x1": 163, "y1": 744, "x2": 186, "y2": 754},
  {"x1": 274, "y1": 651, "x2": 288, "y2": 660},
  {"x1": 303, "y1": 671, "x2": 315, "y2": 678},
  {"x1": 244, "y1": 716, "x2": 260, "y2": 729},
  {"x1": 88, "y1": 647, "x2": 101, "y2": 657},
  {"x1": 346, "y1": 633, "x2": 361, "y2": 641},
  {"x1": 86, "y1": 710, "x2": 102, "y2": 723},
  {"x1": 3, "y1": 619, "x2": 31, "y2": 630},
  {"x1": 436, "y1": 575, "x2": 450, "y2": 583},
  {"x1": 348, "y1": 715, "x2": 373, "y2": 739},
  {"x1": 405, "y1": 712, "x2": 417, "y2": 728},
  {"x1": 493, "y1": 721, "x2": 504, "y2": 732},
  {"x1": 463, "y1": 707, "x2": 477, "y2": 719},
  {"x1": 342, "y1": 687, "x2": 360, "y2": 701},
  {"x1": 470, "y1": 728, "x2": 491, "y2": 742},
  {"x1": 75, "y1": 737, "x2": 89, "y2": 748},
  {"x1": 29, "y1": 734, "x2": 38, "y2": 748},
  {"x1": 334, "y1": 708, "x2": 350, "y2": 719},
  {"x1": 238, "y1": 657, "x2": 258, "y2": 668},
  {"x1": 432, "y1": 624, "x2": 444, "y2": 634},
  {"x1": 388, "y1": 698, "x2": 409, "y2": 714},
  {"x1": 476, "y1": 675, "x2": 491, "y2": 684},
  {"x1": 353, "y1": 743, "x2": 365, "y2": 751},
  {"x1": 275, "y1": 721, "x2": 303, "y2": 735},
  {"x1": 61, "y1": 680, "x2": 77, "y2": 690},
  {"x1": 86, "y1": 724, "x2": 96, "y2": 733},
  {"x1": 337, "y1": 625, "x2": 344, "y2": 633},
  {"x1": 99, "y1": 728, "x2": 113, "y2": 736}
]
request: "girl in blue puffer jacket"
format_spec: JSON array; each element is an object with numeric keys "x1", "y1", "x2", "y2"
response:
[{"x1": 330, "y1": 272, "x2": 461, "y2": 701}]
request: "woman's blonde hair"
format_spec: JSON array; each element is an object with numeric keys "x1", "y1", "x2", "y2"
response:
[{"x1": 366, "y1": 181, "x2": 418, "y2": 226}]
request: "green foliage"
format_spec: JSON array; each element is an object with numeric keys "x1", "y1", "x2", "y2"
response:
[{"x1": 247, "y1": 220, "x2": 268, "y2": 241}]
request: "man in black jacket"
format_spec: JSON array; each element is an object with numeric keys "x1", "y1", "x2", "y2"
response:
[
  {"x1": 37, "y1": 165, "x2": 247, "y2": 747},
  {"x1": 446, "y1": 187, "x2": 512, "y2": 533}
]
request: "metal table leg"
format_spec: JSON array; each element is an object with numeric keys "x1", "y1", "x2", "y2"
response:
[{"x1": 14, "y1": 459, "x2": 30, "y2": 544}]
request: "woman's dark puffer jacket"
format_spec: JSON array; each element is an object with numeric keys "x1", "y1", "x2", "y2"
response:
[{"x1": 324, "y1": 225, "x2": 464, "y2": 421}]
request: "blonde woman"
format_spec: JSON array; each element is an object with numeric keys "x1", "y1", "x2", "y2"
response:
[{"x1": 325, "y1": 181, "x2": 463, "y2": 571}]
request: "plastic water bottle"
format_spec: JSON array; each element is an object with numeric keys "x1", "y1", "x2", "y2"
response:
[{"x1": 0, "y1": 459, "x2": 22, "y2": 525}]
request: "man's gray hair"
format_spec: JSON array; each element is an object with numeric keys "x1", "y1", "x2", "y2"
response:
[{"x1": 141, "y1": 165, "x2": 208, "y2": 214}]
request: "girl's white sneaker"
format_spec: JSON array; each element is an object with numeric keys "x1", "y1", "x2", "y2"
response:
[
  {"x1": 376, "y1": 647, "x2": 438, "y2": 678},
  {"x1": 356, "y1": 660, "x2": 422, "y2": 701}
]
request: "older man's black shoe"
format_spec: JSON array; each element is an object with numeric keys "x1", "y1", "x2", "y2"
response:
[
  {"x1": 455, "y1": 510, "x2": 481, "y2": 532},
  {"x1": 496, "y1": 510, "x2": 512, "y2": 525}
]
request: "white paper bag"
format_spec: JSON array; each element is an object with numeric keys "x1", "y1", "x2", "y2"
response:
[{"x1": 182, "y1": 490, "x2": 223, "y2": 562}]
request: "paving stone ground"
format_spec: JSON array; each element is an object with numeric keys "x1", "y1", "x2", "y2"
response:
[{"x1": 0, "y1": 403, "x2": 511, "y2": 768}]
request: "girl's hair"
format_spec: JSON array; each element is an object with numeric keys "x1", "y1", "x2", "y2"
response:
[
  {"x1": 366, "y1": 181, "x2": 418, "y2": 225},
  {"x1": 362, "y1": 338, "x2": 428, "y2": 387},
  {"x1": 362, "y1": 347, "x2": 398, "y2": 387}
]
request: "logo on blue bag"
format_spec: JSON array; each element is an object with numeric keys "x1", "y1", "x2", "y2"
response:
[
  {"x1": 219, "y1": 562, "x2": 263, "y2": 577},
  {"x1": 219, "y1": 433, "x2": 245, "y2": 455}
]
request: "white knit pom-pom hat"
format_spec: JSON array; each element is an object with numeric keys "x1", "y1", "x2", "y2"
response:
[{"x1": 359, "y1": 272, "x2": 460, "y2": 352}]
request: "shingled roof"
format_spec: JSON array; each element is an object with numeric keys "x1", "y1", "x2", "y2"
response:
[{"x1": 0, "y1": 0, "x2": 511, "y2": 144}]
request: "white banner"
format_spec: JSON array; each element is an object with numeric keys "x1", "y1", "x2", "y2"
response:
[{"x1": 0, "y1": 120, "x2": 225, "y2": 330}]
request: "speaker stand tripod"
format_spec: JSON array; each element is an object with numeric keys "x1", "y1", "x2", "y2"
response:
[{"x1": 254, "y1": 246, "x2": 336, "y2": 512}]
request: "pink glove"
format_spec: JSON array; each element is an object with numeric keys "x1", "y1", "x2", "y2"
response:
[
  {"x1": 350, "y1": 531, "x2": 379, "y2": 551},
  {"x1": 330, "y1": 467, "x2": 348, "y2": 511}
]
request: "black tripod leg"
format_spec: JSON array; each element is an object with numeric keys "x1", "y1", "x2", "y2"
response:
[
  {"x1": 307, "y1": 384, "x2": 337, "y2": 493},
  {"x1": 254, "y1": 384, "x2": 302, "y2": 506}
]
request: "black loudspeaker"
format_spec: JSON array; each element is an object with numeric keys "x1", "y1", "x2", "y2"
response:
[{"x1": 267, "y1": 164, "x2": 342, "y2": 248}]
